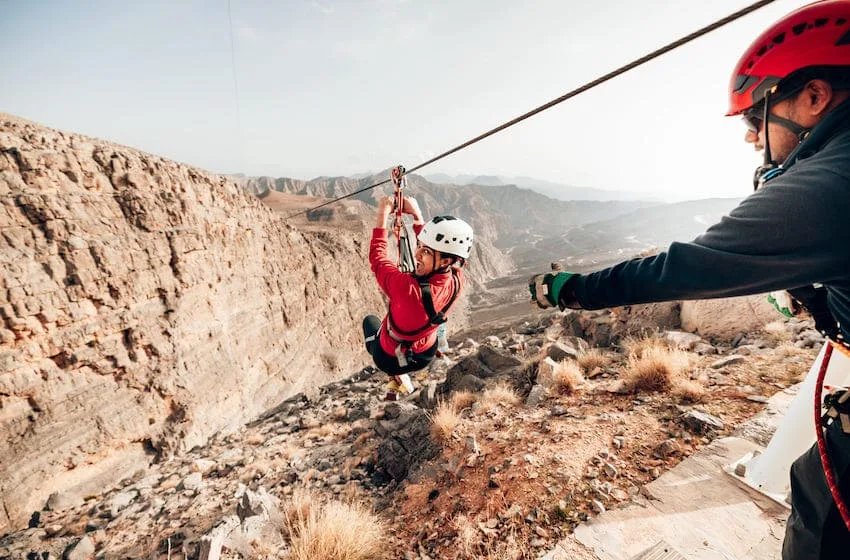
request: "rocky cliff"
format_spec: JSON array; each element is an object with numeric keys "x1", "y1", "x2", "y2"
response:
[{"x1": 0, "y1": 114, "x2": 384, "y2": 533}]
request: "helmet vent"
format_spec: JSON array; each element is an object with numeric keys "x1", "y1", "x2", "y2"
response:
[
  {"x1": 814, "y1": 18, "x2": 829, "y2": 28},
  {"x1": 772, "y1": 32, "x2": 785, "y2": 45},
  {"x1": 837, "y1": 18, "x2": 847, "y2": 26},
  {"x1": 792, "y1": 23, "x2": 807, "y2": 36},
  {"x1": 435, "y1": 233, "x2": 444, "y2": 242}
]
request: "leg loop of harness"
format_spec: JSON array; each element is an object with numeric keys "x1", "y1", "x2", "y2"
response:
[
  {"x1": 386, "y1": 323, "x2": 412, "y2": 368},
  {"x1": 394, "y1": 342, "x2": 409, "y2": 368}
]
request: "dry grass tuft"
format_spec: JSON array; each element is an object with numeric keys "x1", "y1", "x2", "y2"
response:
[
  {"x1": 762, "y1": 320, "x2": 793, "y2": 344},
  {"x1": 244, "y1": 433, "x2": 266, "y2": 446},
  {"x1": 431, "y1": 400, "x2": 462, "y2": 442},
  {"x1": 577, "y1": 348, "x2": 609, "y2": 373},
  {"x1": 552, "y1": 361, "x2": 584, "y2": 395},
  {"x1": 450, "y1": 390, "x2": 477, "y2": 412},
  {"x1": 306, "y1": 425, "x2": 335, "y2": 439},
  {"x1": 283, "y1": 446, "x2": 306, "y2": 460},
  {"x1": 622, "y1": 346, "x2": 690, "y2": 393},
  {"x1": 452, "y1": 514, "x2": 481, "y2": 558},
  {"x1": 672, "y1": 379, "x2": 707, "y2": 402},
  {"x1": 621, "y1": 334, "x2": 670, "y2": 359},
  {"x1": 450, "y1": 514, "x2": 526, "y2": 560},
  {"x1": 477, "y1": 382, "x2": 521, "y2": 414},
  {"x1": 282, "y1": 488, "x2": 314, "y2": 529},
  {"x1": 775, "y1": 341, "x2": 807, "y2": 358},
  {"x1": 283, "y1": 491, "x2": 386, "y2": 560}
]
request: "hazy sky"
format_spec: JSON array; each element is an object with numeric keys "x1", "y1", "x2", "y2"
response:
[{"x1": 1, "y1": 0, "x2": 812, "y2": 201}]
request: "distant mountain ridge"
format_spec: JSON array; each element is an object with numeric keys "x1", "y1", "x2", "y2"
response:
[
  {"x1": 240, "y1": 171, "x2": 661, "y2": 290},
  {"x1": 240, "y1": 171, "x2": 657, "y2": 246},
  {"x1": 240, "y1": 171, "x2": 743, "y2": 276},
  {"x1": 424, "y1": 173, "x2": 664, "y2": 202},
  {"x1": 510, "y1": 197, "x2": 744, "y2": 272}
]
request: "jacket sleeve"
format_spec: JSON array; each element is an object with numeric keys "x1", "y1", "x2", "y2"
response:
[
  {"x1": 573, "y1": 167, "x2": 850, "y2": 310},
  {"x1": 370, "y1": 227, "x2": 410, "y2": 296}
]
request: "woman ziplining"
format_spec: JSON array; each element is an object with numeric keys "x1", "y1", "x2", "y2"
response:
[{"x1": 362, "y1": 167, "x2": 473, "y2": 400}]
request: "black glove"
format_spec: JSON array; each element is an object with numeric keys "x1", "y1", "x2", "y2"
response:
[{"x1": 528, "y1": 272, "x2": 577, "y2": 310}]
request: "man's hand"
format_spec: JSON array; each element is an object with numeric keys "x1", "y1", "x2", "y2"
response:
[
  {"x1": 767, "y1": 290, "x2": 797, "y2": 318},
  {"x1": 528, "y1": 271, "x2": 577, "y2": 309}
]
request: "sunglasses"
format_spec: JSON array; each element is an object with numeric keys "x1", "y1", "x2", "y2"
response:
[{"x1": 742, "y1": 106, "x2": 764, "y2": 133}]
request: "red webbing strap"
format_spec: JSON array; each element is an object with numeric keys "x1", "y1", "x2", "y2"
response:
[
  {"x1": 815, "y1": 342, "x2": 850, "y2": 531},
  {"x1": 391, "y1": 165, "x2": 405, "y2": 268}
]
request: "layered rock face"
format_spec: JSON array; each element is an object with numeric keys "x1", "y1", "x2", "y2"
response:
[{"x1": 0, "y1": 114, "x2": 383, "y2": 532}]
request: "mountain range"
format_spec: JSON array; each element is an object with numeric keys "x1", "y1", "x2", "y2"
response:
[
  {"x1": 241, "y1": 171, "x2": 743, "y2": 276},
  {"x1": 424, "y1": 173, "x2": 666, "y2": 202}
]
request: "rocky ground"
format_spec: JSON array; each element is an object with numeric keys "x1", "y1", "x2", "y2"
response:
[{"x1": 0, "y1": 309, "x2": 822, "y2": 560}]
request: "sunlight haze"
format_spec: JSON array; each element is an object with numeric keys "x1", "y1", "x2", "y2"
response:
[{"x1": 0, "y1": 0, "x2": 812, "y2": 201}]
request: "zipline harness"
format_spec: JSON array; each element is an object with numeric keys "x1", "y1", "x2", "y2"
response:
[
  {"x1": 390, "y1": 165, "x2": 417, "y2": 273},
  {"x1": 386, "y1": 164, "x2": 461, "y2": 366}
]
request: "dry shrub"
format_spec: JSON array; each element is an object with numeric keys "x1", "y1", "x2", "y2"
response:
[
  {"x1": 450, "y1": 390, "x2": 477, "y2": 412},
  {"x1": 672, "y1": 379, "x2": 706, "y2": 402},
  {"x1": 239, "y1": 458, "x2": 291, "y2": 483},
  {"x1": 483, "y1": 537, "x2": 524, "y2": 560},
  {"x1": 245, "y1": 433, "x2": 265, "y2": 446},
  {"x1": 451, "y1": 515, "x2": 525, "y2": 560},
  {"x1": 283, "y1": 490, "x2": 385, "y2": 560},
  {"x1": 282, "y1": 488, "x2": 314, "y2": 529},
  {"x1": 623, "y1": 346, "x2": 690, "y2": 393},
  {"x1": 577, "y1": 348, "x2": 609, "y2": 373},
  {"x1": 775, "y1": 341, "x2": 807, "y2": 358},
  {"x1": 552, "y1": 361, "x2": 584, "y2": 395},
  {"x1": 477, "y1": 381, "x2": 521, "y2": 414},
  {"x1": 452, "y1": 514, "x2": 481, "y2": 558},
  {"x1": 621, "y1": 334, "x2": 670, "y2": 359},
  {"x1": 283, "y1": 445, "x2": 306, "y2": 460},
  {"x1": 762, "y1": 320, "x2": 793, "y2": 343},
  {"x1": 431, "y1": 400, "x2": 461, "y2": 442},
  {"x1": 306, "y1": 425, "x2": 334, "y2": 439}
]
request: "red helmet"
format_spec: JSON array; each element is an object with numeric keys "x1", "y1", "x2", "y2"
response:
[{"x1": 727, "y1": 0, "x2": 850, "y2": 116}]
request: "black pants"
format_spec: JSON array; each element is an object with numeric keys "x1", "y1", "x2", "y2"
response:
[
  {"x1": 362, "y1": 315, "x2": 437, "y2": 376},
  {"x1": 783, "y1": 420, "x2": 850, "y2": 559}
]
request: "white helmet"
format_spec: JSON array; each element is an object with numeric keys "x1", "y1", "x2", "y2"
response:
[{"x1": 418, "y1": 215, "x2": 474, "y2": 260}]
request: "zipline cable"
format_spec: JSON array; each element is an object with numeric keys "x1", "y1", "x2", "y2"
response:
[
  {"x1": 288, "y1": 0, "x2": 777, "y2": 219},
  {"x1": 227, "y1": 0, "x2": 246, "y2": 173}
]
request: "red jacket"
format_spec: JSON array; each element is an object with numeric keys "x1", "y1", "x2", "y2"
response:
[{"x1": 370, "y1": 225, "x2": 465, "y2": 356}]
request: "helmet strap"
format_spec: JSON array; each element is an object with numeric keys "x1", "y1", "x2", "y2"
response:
[
  {"x1": 754, "y1": 91, "x2": 778, "y2": 191},
  {"x1": 752, "y1": 88, "x2": 810, "y2": 191},
  {"x1": 432, "y1": 250, "x2": 454, "y2": 274},
  {"x1": 770, "y1": 113, "x2": 811, "y2": 140}
]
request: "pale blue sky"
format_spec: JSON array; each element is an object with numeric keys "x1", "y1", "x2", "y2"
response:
[{"x1": 1, "y1": 0, "x2": 811, "y2": 200}]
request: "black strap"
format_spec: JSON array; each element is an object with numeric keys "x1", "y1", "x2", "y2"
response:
[
  {"x1": 420, "y1": 273, "x2": 458, "y2": 325},
  {"x1": 388, "y1": 269, "x2": 460, "y2": 338}
]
